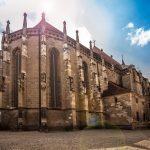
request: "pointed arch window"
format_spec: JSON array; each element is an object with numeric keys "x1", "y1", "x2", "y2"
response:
[
  {"x1": 50, "y1": 48, "x2": 61, "y2": 108},
  {"x1": 82, "y1": 61, "x2": 89, "y2": 94},
  {"x1": 12, "y1": 49, "x2": 21, "y2": 107}
]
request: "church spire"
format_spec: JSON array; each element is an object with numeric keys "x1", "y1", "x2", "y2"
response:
[
  {"x1": 89, "y1": 40, "x2": 92, "y2": 50},
  {"x1": 63, "y1": 21, "x2": 67, "y2": 42},
  {"x1": 76, "y1": 30, "x2": 79, "y2": 43},
  {"x1": 122, "y1": 55, "x2": 125, "y2": 65},
  {"x1": 22, "y1": 13, "x2": 27, "y2": 36},
  {"x1": 63, "y1": 21, "x2": 67, "y2": 35},
  {"x1": 41, "y1": 12, "x2": 46, "y2": 22},
  {"x1": 23, "y1": 12, "x2": 27, "y2": 29},
  {"x1": 6, "y1": 20, "x2": 10, "y2": 34}
]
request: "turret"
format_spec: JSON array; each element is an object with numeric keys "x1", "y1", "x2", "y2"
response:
[
  {"x1": 6, "y1": 20, "x2": 10, "y2": 35},
  {"x1": 63, "y1": 21, "x2": 67, "y2": 42},
  {"x1": 76, "y1": 30, "x2": 79, "y2": 43},
  {"x1": 22, "y1": 12, "x2": 27, "y2": 36},
  {"x1": 41, "y1": 12, "x2": 46, "y2": 22},
  {"x1": 89, "y1": 40, "x2": 93, "y2": 58},
  {"x1": 89, "y1": 40, "x2": 92, "y2": 50},
  {"x1": 63, "y1": 21, "x2": 67, "y2": 35},
  {"x1": 76, "y1": 30, "x2": 80, "y2": 50},
  {"x1": 122, "y1": 55, "x2": 125, "y2": 65}
]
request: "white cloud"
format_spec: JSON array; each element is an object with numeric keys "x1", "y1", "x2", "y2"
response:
[
  {"x1": 126, "y1": 22, "x2": 134, "y2": 29},
  {"x1": 127, "y1": 26, "x2": 150, "y2": 47},
  {"x1": 0, "y1": 0, "x2": 5, "y2": 6},
  {"x1": 0, "y1": 0, "x2": 114, "y2": 48},
  {"x1": 77, "y1": 26, "x2": 92, "y2": 46}
]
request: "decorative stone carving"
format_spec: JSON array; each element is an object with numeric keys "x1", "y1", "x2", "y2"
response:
[
  {"x1": 41, "y1": 35, "x2": 46, "y2": 43},
  {"x1": 68, "y1": 63, "x2": 72, "y2": 77},
  {"x1": 41, "y1": 73, "x2": 46, "y2": 90},
  {"x1": 22, "y1": 36, "x2": 27, "y2": 44},
  {"x1": 3, "y1": 42, "x2": 8, "y2": 49},
  {"x1": 18, "y1": 72, "x2": 26, "y2": 90},
  {"x1": 63, "y1": 50, "x2": 70, "y2": 61},
  {"x1": 69, "y1": 76, "x2": 74, "y2": 91},
  {"x1": 63, "y1": 43, "x2": 68, "y2": 50},
  {"x1": 22, "y1": 44, "x2": 28, "y2": 57},
  {"x1": 3, "y1": 51, "x2": 10, "y2": 62},
  {"x1": 41, "y1": 72, "x2": 46, "y2": 82},
  {"x1": 78, "y1": 56, "x2": 82, "y2": 67},
  {"x1": 41, "y1": 44, "x2": 46, "y2": 56},
  {"x1": 41, "y1": 82, "x2": 46, "y2": 90},
  {"x1": 80, "y1": 69, "x2": 84, "y2": 81}
]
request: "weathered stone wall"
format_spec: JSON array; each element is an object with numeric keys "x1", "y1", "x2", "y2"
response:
[
  {"x1": 0, "y1": 109, "x2": 18, "y2": 130},
  {"x1": 122, "y1": 73, "x2": 132, "y2": 90},
  {"x1": 106, "y1": 68, "x2": 122, "y2": 85},
  {"x1": 0, "y1": 18, "x2": 150, "y2": 130},
  {"x1": 103, "y1": 93, "x2": 132, "y2": 127},
  {"x1": 131, "y1": 93, "x2": 145, "y2": 122}
]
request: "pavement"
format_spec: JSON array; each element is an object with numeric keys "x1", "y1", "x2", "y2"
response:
[{"x1": 0, "y1": 129, "x2": 150, "y2": 150}]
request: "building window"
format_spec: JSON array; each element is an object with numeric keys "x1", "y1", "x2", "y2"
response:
[
  {"x1": 12, "y1": 49, "x2": 21, "y2": 107},
  {"x1": 136, "y1": 98, "x2": 138, "y2": 103},
  {"x1": 50, "y1": 48, "x2": 61, "y2": 108},
  {"x1": 136, "y1": 112, "x2": 140, "y2": 121},
  {"x1": 82, "y1": 61, "x2": 89, "y2": 94}
]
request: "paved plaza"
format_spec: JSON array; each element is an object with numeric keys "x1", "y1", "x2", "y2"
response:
[{"x1": 0, "y1": 129, "x2": 150, "y2": 150}]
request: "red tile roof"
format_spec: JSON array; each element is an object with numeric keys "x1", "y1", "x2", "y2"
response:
[{"x1": 93, "y1": 46, "x2": 122, "y2": 70}]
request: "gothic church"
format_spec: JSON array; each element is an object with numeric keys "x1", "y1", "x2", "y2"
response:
[{"x1": 0, "y1": 13, "x2": 150, "y2": 130}]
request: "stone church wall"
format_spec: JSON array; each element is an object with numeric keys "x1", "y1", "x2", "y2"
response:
[{"x1": 103, "y1": 93, "x2": 132, "y2": 128}]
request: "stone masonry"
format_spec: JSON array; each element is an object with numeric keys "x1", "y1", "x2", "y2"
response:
[{"x1": 0, "y1": 13, "x2": 150, "y2": 130}]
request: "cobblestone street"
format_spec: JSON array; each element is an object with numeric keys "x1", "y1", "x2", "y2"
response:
[{"x1": 0, "y1": 129, "x2": 150, "y2": 150}]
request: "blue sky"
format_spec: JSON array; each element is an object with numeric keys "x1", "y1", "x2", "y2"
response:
[
  {"x1": 0, "y1": 0, "x2": 149, "y2": 78},
  {"x1": 94, "y1": 0, "x2": 150, "y2": 78}
]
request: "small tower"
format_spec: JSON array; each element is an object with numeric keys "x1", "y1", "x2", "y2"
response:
[
  {"x1": 89, "y1": 40, "x2": 93, "y2": 58},
  {"x1": 63, "y1": 21, "x2": 67, "y2": 35},
  {"x1": 63, "y1": 21, "x2": 67, "y2": 42},
  {"x1": 76, "y1": 30, "x2": 80, "y2": 51},
  {"x1": 22, "y1": 12, "x2": 27, "y2": 36},
  {"x1": 41, "y1": 12, "x2": 46, "y2": 22},
  {"x1": 89, "y1": 40, "x2": 92, "y2": 50},
  {"x1": 23, "y1": 13, "x2": 27, "y2": 28},
  {"x1": 6, "y1": 20, "x2": 10, "y2": 35},
  {"x1": 76, "y1": 30, "x2": 79, "y2": 43},
  {"x1": 122, "y1": 55, "x2": 125, "y2": 65}
]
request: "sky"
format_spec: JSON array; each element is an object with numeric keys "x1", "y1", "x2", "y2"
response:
[{"x1": 0, "y1": 0, "x2": 150, "y2": 79}]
